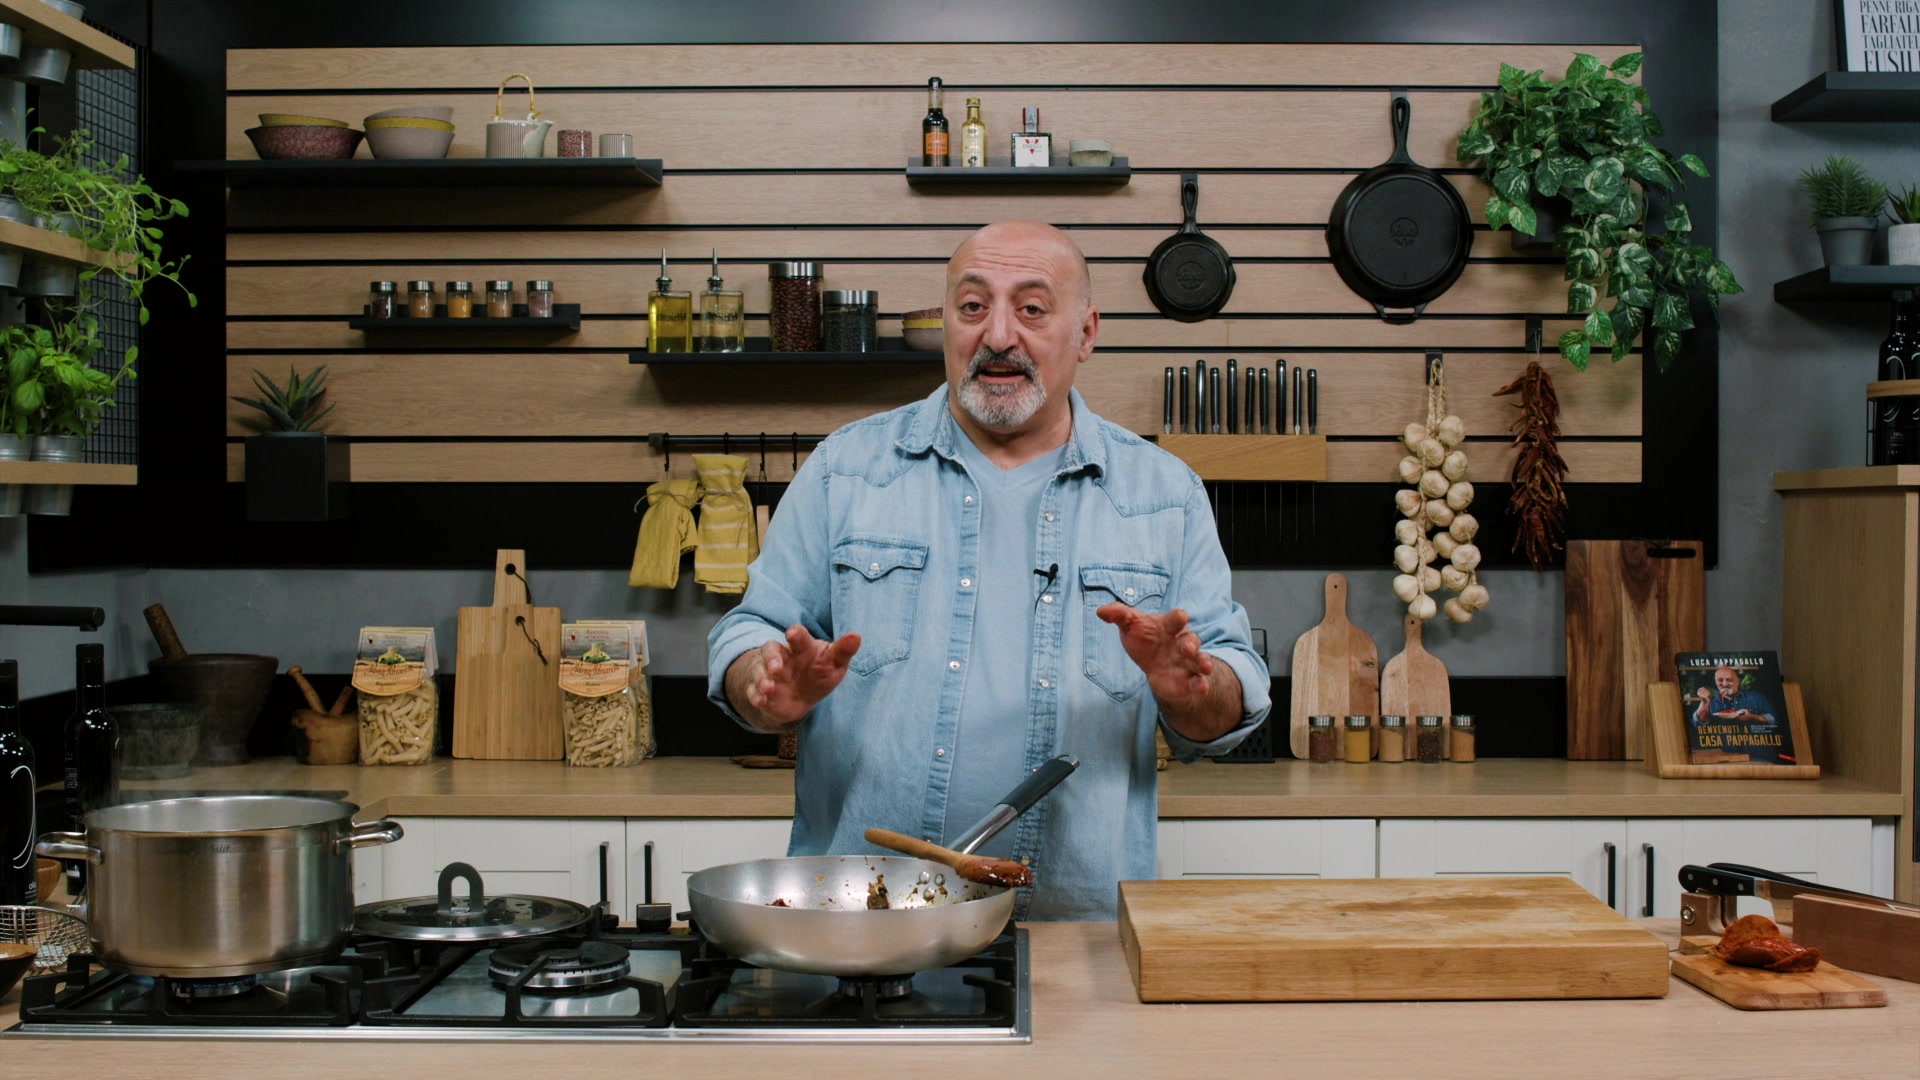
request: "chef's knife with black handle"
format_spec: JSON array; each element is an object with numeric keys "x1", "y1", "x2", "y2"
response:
[
  {"x1": 1225, "y1": 359, "x2": 1238, "y2": 434},
  {"x1": 1179, "y1": 365, "x2": 1190, "y2": 433},
  {"x1": 1194, "y1": 359, "x2": 1207, "y2": 434},
  {"x1": 1275, "y1": 360, "x2": 1286, "y2": 433},
  {"x1": 1308, "y1": 368, "x2": 1319, "y2": 434},
  {"x1": 1292, "y1": 364, "x2": 1304, "y2": 435},
  {"x1": 1258, "y1": 367, "x2": 1270, "y2": 433},
  {"x1": 1163, "y1": 366, "x2": 1174, "y2": 434},
  {"x1": 1209, "y1": 366, "x2": 1221, "y2": 433},
  {"x1": 1245, "y1": 367, "x2": 1256, "y2": 433}
]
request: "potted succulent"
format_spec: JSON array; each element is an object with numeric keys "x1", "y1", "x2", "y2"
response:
[
  {"x1": 231, "y1": 364, "x2": 349, "y2": 521},
  {"x1": 1797, "y1": 154, "x2": 1887, "y2": 267},
  {"x1": 1889, "y1": 185, "x2": 1920, "y2": 266},
  {"x1": 1457, "y1": 53, "x2": 1741, "y2": 374}
]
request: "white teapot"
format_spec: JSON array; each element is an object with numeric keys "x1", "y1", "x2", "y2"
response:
[{"x1": 485, "y1": 73, "x2": 553, "y2": 159}]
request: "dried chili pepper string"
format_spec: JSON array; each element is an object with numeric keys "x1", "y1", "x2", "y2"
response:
[{"x1": 1493, "y1": 361, "x2": 1568, "y2": 572}]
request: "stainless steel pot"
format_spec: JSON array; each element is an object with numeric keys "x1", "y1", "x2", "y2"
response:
[{"x1": 36, "y1": 795, "x2": 402, "y2": 977}]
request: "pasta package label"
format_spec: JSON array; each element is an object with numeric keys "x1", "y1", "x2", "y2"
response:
[
  {"x1": 353, "y1": 626, "x2": 437, "y2": 696},
  {"x1": 577, "y1": 620, "x2": 649, "y2": 671},
  {"x1": 559, "y1": 623, "x2": 634, "y2": 698}
]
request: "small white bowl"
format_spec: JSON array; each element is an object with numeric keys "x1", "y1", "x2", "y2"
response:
[
  {"x1": 902, "y1": 323, "x2": 944, "y2": 352},
  {"x1": 1068, "y1": 139, "x2": 1113, "y2": 167},
  {"x1": 366, "y1": 104, "x2": 455, "y2": 123}
]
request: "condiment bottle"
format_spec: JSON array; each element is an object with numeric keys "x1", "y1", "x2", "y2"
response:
[
  {"x1": 960, "y1": 97, "x2": 986, "y2": 167},
  {"x1": 1378, "y1": 715, "x2": 1406, "y2": 762},
  {"x1": 526, "y1": 279, "x2": 555, "y2": 319},
  {"x1": 445, "y1": 280, "x2": 473, "y2": 319},
  {"x1": 1449, "y1": 715, "x2": 1477, "y2": 763},
  {"x1": 648, "y1": 249, "x2": 693, "y2": 353},
  {"x1": 368, "y1": 280, "x2": 396, "y2": 319},
  {"x1": 486, "y1": 280, "x2": 514, "y2": 318},
  {"x1": 921, "y1": 76, "x2": 948, "y2": 166},
  {"x1": 1011, "y1": 106, "x2": 1050, "y2": 166},
  {"x1": 698, "y1": 250, "x2": 743, "y2": 352},
  {"x1": 407, "y1": 280, "x2": 434, "y2": 319},
  {"x1": 1343, "y1": 715, "x2": 1371, "y2": 764},
  {"x1": 1415, "y1": 715, "x2": 1445, "y2": 762},
  {"x1": 1306, "y1": 715, "x2": 1336, "y2": 763}
]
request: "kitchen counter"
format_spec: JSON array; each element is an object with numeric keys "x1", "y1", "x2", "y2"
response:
[
  {"x1": 1, "y1": 920, "x2": 1913, "y2": 1078},
  {"x1": 121, "y1": 755, "x2": 1903, "y2": 819}
]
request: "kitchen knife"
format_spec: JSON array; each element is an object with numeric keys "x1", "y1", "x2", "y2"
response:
[
  {"x1": 1179, "y1": 366, "x2": 1190, "y2": 433},
  {"x1": 1275, "y1": 360, "x2": 1286, "y2": 434},
  {"x1": 1258, "y1": 367, "x2": 1270, "y2": 433},
  {"x1": 1677, "y1": 862, "x2": 1920, "y2": 935},
  {"x1": 1209, "y1": 366, "x2": 1222, "y2": 433},
  {"x1": 1292, "y1": 364, "x2": 1304, "y2": 435},
  {"x1": 1308, "y1": 368, "x2": 1319, "y2": 434},
  {"x1": 1194, "y1": 359, "x2": 1207, "y2": 435},
  {"x1": 1163, "y1": 366, "x2": 1174, "y2": 434},
  {"x1": 1226, "y1": 359, "x2": 1238, "y2": 434}
]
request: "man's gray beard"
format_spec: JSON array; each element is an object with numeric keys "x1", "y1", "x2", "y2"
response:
[{"x1": 957, "y1": 347, "x2": 1047, "y2": 429}]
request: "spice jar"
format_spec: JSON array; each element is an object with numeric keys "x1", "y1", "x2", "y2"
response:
[
  {"x1": 820, "y1": 289, "x2": 878, "y2": 352},
  {"x1": 1306, "y1": 715, "x2": 1336, "y2": 763},
  {"x1": 486, "y1": 280, "x2": 514, "y2": 319},
  {"x1": 407, "y1": 280, "x2": 434, "y2": 319},
  {"x1": 1343, "y1": 715, "x2": 1371, "y2": 764},
  {"x1": 445, "y1": 280, "x2": 473, "y2": 319},
  {"x1": 769, "y1": 261, "x2": 822, "y2": 352},
  {"x1": 1416, "y1": 716, "x2": 1445, "y2": 762},
  {"x1": 1449, "y1": 715, "x2": 1477, "y2": 763},
  {"x1": 368, "y1": 280, "x2": 397, "y2": 319},
  {"x1": 1378, "y1": 715, "x2": 1407, "y2": 762},
  {"x1": 526, "y1": 279, "x2": 555, "y2": 319}
]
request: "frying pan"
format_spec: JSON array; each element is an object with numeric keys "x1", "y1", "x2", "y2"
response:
[
  {"x1": 1144, "y1": 173, "x2": 1235, "y2": 322},
  {"x1": 1326, "y1": 90, "x2": 1472, "y2": 324},
  {"x1": 687, "y1": 755, "x2": 1077, "y2": 976}
]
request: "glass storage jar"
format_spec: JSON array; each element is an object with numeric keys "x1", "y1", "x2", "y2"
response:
[
  {"x1": 1449, "y1": 715, "x2": 1477, "y2": 762},
  {"x1": 1343, "y1": 715, "x2": 1371, "y2": 764},
  {"x1": 769, "y1": 261, "x2": 822, "y2": 352},
  {"x1": 820, "y1": 289, "x2": 878, "y2": 352},
  {"x1": 1306, "y1": 715, "x2": 1336, "y2": 763},
  {"x1": 407, "y1": 280, "x2": 434, "y2": 319},
  {"x1": 445, "y1": 280, "x2": 473, "y2": 318},
  {"x1": 1416, "y1": 716, "x2": 1446, "y2": 762},
  {"x1": 526, "y1": 279, "x2": 555, "y2": 319},
  {"x1": 487, "y1": 280, "x2": 514, "y2": 319},
  {"x1": 368, "y1": 280, "x2": 397, "y2": 319},
  {"x1": 1378, "y1": 715, "x2": 1407, "y2": 762}
]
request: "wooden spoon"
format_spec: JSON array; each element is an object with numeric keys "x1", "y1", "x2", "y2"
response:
[{"x1": 864, "y1": 828, "x2": 1033, "y2": 889}]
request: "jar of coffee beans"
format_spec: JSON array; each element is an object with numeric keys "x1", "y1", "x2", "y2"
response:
[
  {"x1": 820, "y1": 290, "x2": 878, "y2": 352},
  {"x1": 769, "y1": 261, "x2": 822, "y2": 352}
]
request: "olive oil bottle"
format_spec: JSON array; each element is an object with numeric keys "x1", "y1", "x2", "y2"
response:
[
  {"x1": 648, "y1": 248, "x2": 693, "y2": 353},
  {"x1": 699, "y1": 248, "x2": 745, "y2": 353}
]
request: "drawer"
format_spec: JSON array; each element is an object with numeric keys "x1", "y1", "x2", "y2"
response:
[
  {"x1": 1168, "y1": 819, "x2": 1374, "y2": 878},
  {"x1": 430, "y1": 818, "x2": 577, "y2": 872},
  {"x1": 673, "y1": 819, "x2": 792, "y2": 872}
]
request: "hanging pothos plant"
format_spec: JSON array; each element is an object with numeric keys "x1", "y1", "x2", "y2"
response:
[{"x1": 1456, "y1": 52, "x2": 1741, "y2": 372}]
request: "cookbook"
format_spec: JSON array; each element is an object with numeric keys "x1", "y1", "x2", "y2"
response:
[{"x1": 1674, "y1": 651, "x2": 1797, "y2": 765}]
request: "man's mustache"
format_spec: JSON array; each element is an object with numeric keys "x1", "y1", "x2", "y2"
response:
[{"x1": 965, "y1": 346, "x2": 1036, "y2": 379}]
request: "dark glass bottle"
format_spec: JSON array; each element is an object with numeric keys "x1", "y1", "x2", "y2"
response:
[
  {"x1": 63, "y1": 643, "x2": 117, "y2": 834},
  {"x1": 1875, "y1": 290, "x2": 1917, "y2": 465},
  {"x1": 0, "y1": 659, "x2": 36, "y2": 905},
  {"x1": 921, "y1": 77, "x2": 949, "y2": 166}
]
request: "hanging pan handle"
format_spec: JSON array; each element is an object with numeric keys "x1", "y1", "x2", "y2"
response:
[
  {"x1": 495, "y1": 73, "x2": 540, "y2": 121},
  {"x1": 1387, "y1": 88, "x2": 1412, "y2": 164},
  {"x1": 1371, "y1": 300, "x2": 1427, "y2": 325},
  {"x1": 1180, "y1": 172, "x2": 1200, "y2": 234}
]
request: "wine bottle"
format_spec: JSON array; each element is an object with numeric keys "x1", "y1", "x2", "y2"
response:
[
  {"x1": 0, "y1": 660, "x2": 35, "y2": 905},
  {"x1": 921, "y1": 77, "x2": 949, "y2": 166},
  {"x1": 1875, "y1": 289, "x2": 1915, "y2": 465},
  {"x1": 63, "y1": 643, "x2": 117, "y2": 834}
]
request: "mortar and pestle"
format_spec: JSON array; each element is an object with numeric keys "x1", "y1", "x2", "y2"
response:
[
  {"x1": 288, "y1": 666, "x2": 359, "y2": 765},
  {"x1": 143, "y1": 604, "x2": 278, "y2": 766}
]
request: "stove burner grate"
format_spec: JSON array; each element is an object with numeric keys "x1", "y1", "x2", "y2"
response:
[
  {"x1": 837, "y1": 974, "x2": 913, "y2": 1001},
  {"x1": 487, "y1": 941, "x2": 632, "y2": 993},
  {"x1": 167, "y1": 974, "x2": 259, "y2": 1001}
]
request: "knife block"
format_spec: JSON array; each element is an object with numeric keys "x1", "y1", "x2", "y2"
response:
[
  {"x1": 1153, "y1": 434, "x2": 1326, "y2": 481},
  {"x1": 453, "y1": 549, "x2": 563, "y2": 759}
]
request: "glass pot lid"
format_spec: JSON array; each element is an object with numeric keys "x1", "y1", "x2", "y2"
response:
[{"x1": 354, "y1": 861, "x2": 593, "y2": 942}]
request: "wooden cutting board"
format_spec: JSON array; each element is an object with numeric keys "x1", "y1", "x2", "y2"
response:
[
  {"x1": 1565, "y1": 539, "x2": 1705, "y2": 760},
  {"x1": 1669, "y1": 951, "x2": 1886, "y2": 1010},
  {"x1": 1117, "y1": 877, "x2": 1669, "y2": 1002},
  {"x1": 1287, "y1": 573, "x2": 1379, "y2": 757},
  {"x1": 1380, "y1": 613, "x2": 1450, "y2": 754},
  {"x1": 452, "y1": 548, "x2": 564, "y2": 759}
]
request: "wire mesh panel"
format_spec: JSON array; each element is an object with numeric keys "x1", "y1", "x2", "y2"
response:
[{"x1": 74, "y1": 64, "x2": 139, "y2": 466}]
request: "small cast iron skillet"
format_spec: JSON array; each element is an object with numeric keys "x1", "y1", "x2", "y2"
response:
[{"x1": 1145, "y1": 172, "x2": 1236, "y2": 322}]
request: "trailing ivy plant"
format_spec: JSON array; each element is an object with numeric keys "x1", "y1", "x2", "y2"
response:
[{"x1": 1456, "y1": 52, "x2": 1741, "y2": 372}]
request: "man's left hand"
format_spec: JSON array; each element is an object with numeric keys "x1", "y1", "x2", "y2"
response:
[{"x1": 1096, "y1": 603, "x2": 1213, "y2": 701}]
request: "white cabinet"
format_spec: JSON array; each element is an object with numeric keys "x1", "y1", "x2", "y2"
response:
[
  {"x1": 379, "y1": 817, "x2": 628, "y2": 909},
  {"x1": 1379, "y1": 819, "x2": 1624, "y2": 903},
  {"x1": 626, "y1": 818, "x2": 793, "y2": 916},
  {"x1": 1157, "y1": 819, "x2": 1375, "y2": 879}
]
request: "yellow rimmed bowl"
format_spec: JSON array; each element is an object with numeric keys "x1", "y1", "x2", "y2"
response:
[
  {"x1": 901, "y1": 313, "x2": 943, "y2": 352},
  {"x1": 364, "y1": 116, "x2": 455, "y2": 132},
  {"x1": 257, "y1": 113, "x2": 348, "y2": 129}
]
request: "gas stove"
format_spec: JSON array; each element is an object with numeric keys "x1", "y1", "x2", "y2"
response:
[{"x1": 3, "y1": 908, "x2": 1031, "y2": 1043}]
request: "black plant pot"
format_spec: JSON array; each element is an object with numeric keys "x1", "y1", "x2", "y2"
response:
[
  {"x1": 1509, "y1": 196, "x2": 1569, "y2": 253},
  {"x1": 245, "y1": 432, "x2": 350, "y2": 521}
]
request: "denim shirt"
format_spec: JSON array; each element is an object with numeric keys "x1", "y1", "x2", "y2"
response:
[{"x1": 707, "y1": 384, "x2": 1272, "y2": 920}]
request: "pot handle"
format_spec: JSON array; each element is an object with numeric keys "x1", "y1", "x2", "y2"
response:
[
  {"x1": 436, "y1": 861, "x2": 485, "y2": 915},
  {"x1": 36, "y1": 831, "x2": 99, "y2": 863},
  {"x1": 337, "y1": 819, "x2": 405, "y2": 853}
]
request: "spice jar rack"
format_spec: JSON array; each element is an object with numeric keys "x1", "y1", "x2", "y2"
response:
[{"x1": 348, "y1": 303, "x2": 582, "y2": 331}]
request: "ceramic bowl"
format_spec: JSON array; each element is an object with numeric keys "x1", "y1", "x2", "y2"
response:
[
  {"x1": 258, "y1": 113, "x2": 347, "y2": 128},
  {"x1": 245, "y1": 125, "x2": 362, "y2": 160},
  {"x1": 0, "y1": 942, "x2": 34, "y2": 1000},
  {"x1": 365, "y1": 116, "x2": 455, "y2": 132},
  {"x1": 365, "y1": 125, "x2": 455, "y2": 160},
  {"x1": 366, "y1": 104, "x2": 455, "y2": 124},
  {"x1": 902, "y1": 320, "x2": 943, "y2": 352}
]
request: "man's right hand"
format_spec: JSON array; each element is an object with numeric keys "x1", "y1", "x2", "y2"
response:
[{"x1": 726, "y1": 625, "x2": 861, "y2": 732}]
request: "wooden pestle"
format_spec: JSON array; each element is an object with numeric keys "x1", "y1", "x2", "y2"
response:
[
  {"x1": 143, "y1": 604, "x2": 190, "y2": 662},
  {"x1": 329, "y1": 683, "x2": 355, "y2": 716},
  {"x1": 287, "y1": 666, "x2": 327, "y2": 713},
  {"x1": 864, "y1": 828, "x2": 1033, "y2": 889}
]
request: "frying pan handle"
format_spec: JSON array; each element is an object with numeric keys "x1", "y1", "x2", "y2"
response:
[
  {"x1": 1180, "y1": 172, "x2": 1200, "y2": 234},
  {"x1": 1372, "y1": 300, "x2": 1427, "y2": 325},
  {"x1": 950, "y1": 755, "x2": 1079, "y2": 855},
  {"x1": 1388, "y1": 89, "x2": 1412, "y2": 164}
]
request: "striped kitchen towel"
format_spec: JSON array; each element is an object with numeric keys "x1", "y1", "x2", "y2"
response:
[{"x1": 692, "y1": 454, "x2": 758, "y2": 595}]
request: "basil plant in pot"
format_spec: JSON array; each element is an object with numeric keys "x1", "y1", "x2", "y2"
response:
[
  {"x1": 232, "y1": 364, "x2": 349, "y2": 522},
  {"x1": 1797, "y1": 154, "x2": 1888, "y2": 267},
  {"x1": 1, "y1": 312, "x2": 123, "y2": 515}
]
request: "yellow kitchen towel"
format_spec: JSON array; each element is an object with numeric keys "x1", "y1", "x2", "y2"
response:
[
  {"x1": 693, "y1": 454, "x2": 757, "y2": 594},
  {"x1": 628, "y1": 476, "x2": 702, "y2": 589}
]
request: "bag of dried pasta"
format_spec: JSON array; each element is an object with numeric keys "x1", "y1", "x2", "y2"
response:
[
  {"x1": 352, "y1": 626, "x2": 439, "y2": 766},
  {"x1": 560, "y1": 622, "x2": 642, "y2": 767}
]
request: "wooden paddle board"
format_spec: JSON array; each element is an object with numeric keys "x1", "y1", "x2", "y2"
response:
[
  {"x1": 1118, "y1": 876, "x2": 1669, "y2": 1002},
  {"x1": 1670, "y1": 951, "x2": 1886, "y2": 1010},
  {"x1": 1565, "y1": 539, "x2": 1705, "y2": 760},
  {"x1": 452, "y1": 548, "x2": 564, "y2": 759},
  {"x1": 1380, "y1": 613, "x2": 1450, "y2": 754},
  {"x1": 1287, "y1": 573, "x2": 1379, "y2": 757}
]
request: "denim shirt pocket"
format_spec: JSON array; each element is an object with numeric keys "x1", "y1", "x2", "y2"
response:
[
  {"x1": 1080, "y1": 563, "x2": 1171, "y2": 701},
  {"x1": 831, "y1": 536, "x2": 929, "y2": 676}
]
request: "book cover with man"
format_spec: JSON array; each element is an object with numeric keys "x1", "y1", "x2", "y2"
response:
[{"x1": 1675, "y1": 651, "x2": 1796, "y2": 765}]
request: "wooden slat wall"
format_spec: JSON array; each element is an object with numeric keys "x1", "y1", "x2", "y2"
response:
[{"x1": 221, "y1": 43, "x2": 1643, "y2": 486}]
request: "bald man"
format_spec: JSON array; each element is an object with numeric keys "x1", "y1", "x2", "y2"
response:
[{"x1": 708, "y1": 222, "x2": 1271, "y2": 920}]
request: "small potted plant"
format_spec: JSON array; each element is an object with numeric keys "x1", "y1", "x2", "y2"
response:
[
  {"x1": 1798, "y1": 154, "x2": 1888, "y2": 267},
  {"x1": 231, "y1": 364, "x2": 349, "y2": 521},
  {"x1": 5, "y1": 312, "x2": 123, "y2": 514},
  {"x1": 1890, "y1": 185, "x2": 1920, "y2": 266}
]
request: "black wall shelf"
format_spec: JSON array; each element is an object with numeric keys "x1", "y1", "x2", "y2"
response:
[
  {"x1": 177, "y1": 158, "x2": 664, "y2": 188},
  {"x1": 1770, "y1": 72, "x2": 1920, "y2": 122},
  {"x1": 348, "y1": 302, "x2": 581, "y2": 330},
  {"x1": 632, "y1": 347, "x2": 941, "y2": 365},
  {"x1": 905, "y1": 156, "x2": 1131, "y2": 186},
  {"x1": 1774, "y1": 265, "x2": 1920, "y2": 303}
]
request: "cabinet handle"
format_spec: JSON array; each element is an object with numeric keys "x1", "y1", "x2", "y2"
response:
[
  {"x1": 643, "y1": 840, "x2": 655, "y2": 905},
  {"x1": 1642, "y1": 843, "x2": 1655, "y2": 917},
  {"x1": 597, "y1": 841, "x2": 610, "y2": 906},
  {"x1": 1604, "y1": 841, "x2": 1618, "y2": 909}
]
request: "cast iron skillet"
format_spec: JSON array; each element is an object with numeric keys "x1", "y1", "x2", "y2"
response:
[
  {"x1": 1326, "y1": 90, "x2": 1473, "y2": 324},
  {"x1": 1145, "y1": 172, "x2": 1235, "y2": 322}
]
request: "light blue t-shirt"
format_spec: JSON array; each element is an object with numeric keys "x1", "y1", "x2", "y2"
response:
[{"x1": 945, "y1": 430, "x2": 1071, "y2": 857}]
